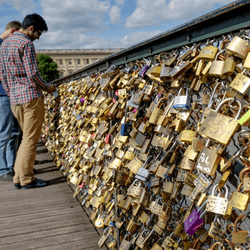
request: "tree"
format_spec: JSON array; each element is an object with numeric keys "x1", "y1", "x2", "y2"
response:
[{"x1": 36, "y1": 54, "x2": 60, "y2": 82}]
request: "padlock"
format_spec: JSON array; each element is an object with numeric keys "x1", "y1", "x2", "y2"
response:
[
  {"x1": 149, "y1": 97, "x2": 168, "y2": 125},
  {"x1": 138, "y1": 58, "x2": 151, "y2": 78},
  {"x1": 151, "y1": 238, "x2": 163, "y2": 250},
  {"x1": 173, "y1": 87, "x2": 190, "y2": 110},
  {"x1": 193, "y1": 173, "x2": 212, "y2": 193},
  {"x1": 197, "y1": 41, "x2": 218, "y2": 61},
  {"x1": 222, "y1": 54, "x2": 236, "y2": 77},
  {"x1": 127, "y1": 179, "x2": 143, "y2": 199},
  {"x1": 156, "y1": 99, "x2": 174, "y2": 127},
  {"x1": 134, "y1": 131, "x2": 147, "y2": 147},
  {"x1": 184, "y1": 199, "x2": 207, "y2": 236},
  {"x1": 179, "y1": 124, "x2": 196, "y2": 144},
  {"x1": 226, "y1": 35, "x2": 250, "y2": 59},
  {"x1": 119, "y1": 233, "x2": 132, "y2": 250},
  {"x1": 162, "y1": 177, "x2": 174, "y2": 194},
  {"x1": 162, "y1": 232, "x2": 181, "y2": 250},
  {"x1": 135, "y1": 229, "x2": 149, "y2": 248},
  {"x1": 208, "y1": 50, "x2": 225, "y2": 76},
  {"x1": 151, "y1": 53, "x2": 165, "y2": 77},
  {"x1": 169, "y1": 60, "x2": 193, "y2": 80},
  {"x1": 230, "y1": 182, "x2": 250, "y2": 211},
  {"x1": 232, "y1": 214, "x2": 249, "y2": 244},
  {"x1": 158, "y1": 52, "x2": 172, "y2": 80},
  {"x1": 194, "y1": 141, "x2": 222, "y2": 176},
  {"x1": 201, "y1": 87, "x2": 211, "y2": 105},
  {"x1": 149, "y1": 197, "x2": 164, "y2": 216},
  {"x1": 208, "y1": 215, "x2": 227, "y2": 242},
  {"x1": 243, "y1": 169, "x2": 250, "y2": 193},
  {"x1": 198, "y1": 98, "x2": 242, "y2": 145},
  {"x1": 120, "y1": 103, "x2": 132, "y2": 136},
  {"x1": 206, "y1": 184, "x2": 229, "y2": 215},
  {"x1": 98, "y1": 226, "x2": 113, "y2": 247},
  {"x1": 230, "y1": 69, "x2": 250, "y2": 95},
  {"x1": 135, "y1": 155, "x2": 153, "y2": 182}
]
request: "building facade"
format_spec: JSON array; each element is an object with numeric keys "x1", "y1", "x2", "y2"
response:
[{"x1": 36, "y1": 49, "x2": 123, "y2": 77}]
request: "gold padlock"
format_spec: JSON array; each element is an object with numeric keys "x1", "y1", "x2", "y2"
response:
[{"x1": 226, "y1": 35, "x2": 250, "y2": 59}]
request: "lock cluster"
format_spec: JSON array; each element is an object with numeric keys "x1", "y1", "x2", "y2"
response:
[{"x1": 41, "y1": 32, "x2": 250, "y2": 250}]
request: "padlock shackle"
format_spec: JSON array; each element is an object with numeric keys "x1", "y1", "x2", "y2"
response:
[
  {"x1": 163, "y1": 98, "x2": 174, "y2": 116},
  {"x1": 197, "y1": 199, "x2": 208, "y2": 212},
  {"x1": 207, "y1": 81, "x2": 225, "y2": 109},
  {"x1": 215, "y1": 49, "x2": 225, "y2": 60},
  {"x1": 215, "y1": 97, "x2": 242, "y2": 119},
  {"x1": 156, "y1": 97, "x2": 169, "y2": 108},
  {"x1": 211, "y1": 184, "x2": 229, "y2": 199},
  {"x1": 211, "y1": 242, "x2": 225, "y2": 250},
  {"x1": 233, "y1": 214, "x2": 247, "y2": 233},
  {"x1": 236, "y1": 182, "x2": 244, "y2": 192},
  {"x1": 142, "y1": 155, "x2": 153, "y2": 169}
]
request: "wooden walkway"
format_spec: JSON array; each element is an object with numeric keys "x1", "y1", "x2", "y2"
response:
[{"x1": 0, "y1": 141, "x2": 107, "y2": 250}]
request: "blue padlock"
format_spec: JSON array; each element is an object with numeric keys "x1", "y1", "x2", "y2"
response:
[
  {"x1": 173, "y1": 87, "x2": 190, "y2": 110},
  {"x1": 121, "y1": 103, "x2": 132, "y2": 136}
]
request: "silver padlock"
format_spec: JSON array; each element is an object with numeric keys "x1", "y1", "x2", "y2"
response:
[
  {"x1": 135, "y1": 155, "x2": 153, "y2": 182},
  {"x1": 173, "y1": 87, "x2": 190, "y2": 110}
]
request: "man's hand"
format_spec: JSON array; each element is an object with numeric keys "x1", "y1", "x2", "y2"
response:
[{"x1": 48, "y1": 85, "x2": 56, "y2": 94}]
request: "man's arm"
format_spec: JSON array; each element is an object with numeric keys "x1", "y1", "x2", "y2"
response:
[{"x1": 23, "y1": 42, "x2": 55, "y2": 93}]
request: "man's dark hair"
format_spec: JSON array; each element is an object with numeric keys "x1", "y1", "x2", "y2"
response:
[
  {"x1": 21, "y1": 13, "x2": 48, "y2": 32},
  {"x1": 5, "y1": 21, "x2": 21, "y2": 30}
]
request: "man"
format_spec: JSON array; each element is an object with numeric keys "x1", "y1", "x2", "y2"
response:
[
  {"x1": 0, "y1": 13, "x2": 56, "y2": 189},
  {"x1": 0, "y1": 21, "x2": 21, "y2": 181}
]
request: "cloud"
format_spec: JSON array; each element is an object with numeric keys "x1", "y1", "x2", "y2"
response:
[
  {"x1": 40, "y1": 0, "x2": 110, "y2": 32},
  {"x1": 125, "y1": 0, "x2": 231, "y2": 29},
  {"x1": 109, "y1": 6, "x2": 121, "y2": 24},
  {"x1": 115, "y1": 0, "x2": 125, "y2": 5},
  {"x1": 0, "y1": 0, "x2": 37, "y2": 16}
]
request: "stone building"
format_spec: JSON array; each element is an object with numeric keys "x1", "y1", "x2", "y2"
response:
[{"x1": 36, "y1": 49, "x2": 123, "y2": 77}]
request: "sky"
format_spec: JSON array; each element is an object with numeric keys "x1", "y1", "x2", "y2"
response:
[{"x1": 0, "y1": 0, "x2": 237, "y2": 50}]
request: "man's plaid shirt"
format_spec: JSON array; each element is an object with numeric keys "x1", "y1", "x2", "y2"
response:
[{"x1": 0, "y1": 31, "x2": 52, "y2": 105}]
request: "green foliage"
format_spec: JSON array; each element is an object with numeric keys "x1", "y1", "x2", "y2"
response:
[{"x1": 36, "y1": 54, "x2": 60, "y2": 82}]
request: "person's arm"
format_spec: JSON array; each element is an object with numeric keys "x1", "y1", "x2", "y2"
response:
[
  {"x1": 0, "y1": 74, "x2": 10, "y2": 96},
  {"x1": 0, "y1": 47, "x2": 10, "y2": 96},
  {"x1": 23, "y1": 42, "x2": 55, "y2": 93}
]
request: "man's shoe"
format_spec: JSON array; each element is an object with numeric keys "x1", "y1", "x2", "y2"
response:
[
  {"x1": 14, "y1": 183, "x2": 21, "y2": 189},
  {"x1": 22, "y1": 178, "x2": 49, "y2": 189},
  {"x1": 0, "y1": 173, "x2": 14, "y2": 182}
]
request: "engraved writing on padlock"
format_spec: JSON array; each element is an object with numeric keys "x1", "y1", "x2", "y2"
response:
[
  {"x1": 206, "y1": 184, "x2": 229, "y2": 215},
  {"x1": 193, "y1": 173, "x2": 211, "y2": 192},
  {"x1": 198, "y1": 98, "x2": 242, "y2": 145}
]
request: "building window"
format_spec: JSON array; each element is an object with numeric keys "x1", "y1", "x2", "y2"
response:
[
  {"x1": 86, "y1": 59, "x2": 89, "y2": 64},
  {"x1": 60, "y1": 71, "x2": 64, "y2": 77},
  {"x1": 77, "y1": 59, "x2": 81, "y2": 64},
  {"x1": 68, "y1": 70, "x2": 73, "y2": 74},
  {"x1": 59, "y1": 59, "x2": 63, "y2": 65},
  {"x1": 68, "y1": 59, "x2": 72, "y2": 65}
]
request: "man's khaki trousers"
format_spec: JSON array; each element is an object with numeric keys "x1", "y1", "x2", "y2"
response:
[{"x1": 11, "y1": 97, "x2": 45, "y2": 186}]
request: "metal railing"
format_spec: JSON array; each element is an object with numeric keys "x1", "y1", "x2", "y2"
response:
[{"x1": 50, "y1": 0, "x2": 250, "y2": 85}]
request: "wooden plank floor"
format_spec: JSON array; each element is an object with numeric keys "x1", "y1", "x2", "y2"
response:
[{"x1": 0, "y1": 141, "x2": 107, "y2": 250}]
